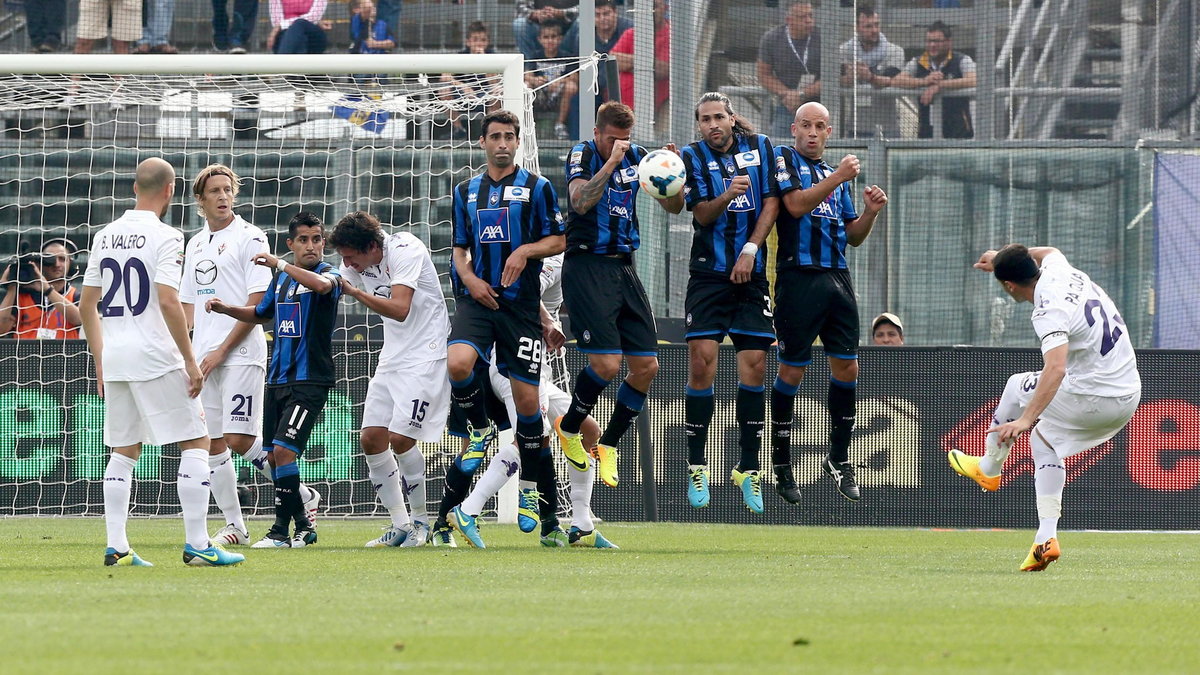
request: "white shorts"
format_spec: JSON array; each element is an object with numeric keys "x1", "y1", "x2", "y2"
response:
[
  {"x1": 487, "y1": 361, "x2": 567, "y2": 436},
  {"x1": 1015, "y1": 372, "x2": 1141, "y2": 459},
  {"x1": 104, "y1": 369, "x2": 208, "y2": 448},
  {"x1": 79, "y1": 0, "x2": 142, "y2": 42},
  {"x1": 201, "y1": 364, "x2": 265, "y2": 439},
  {"x1": 362, "y1": 359, "x2": 450, "y2": 442}
]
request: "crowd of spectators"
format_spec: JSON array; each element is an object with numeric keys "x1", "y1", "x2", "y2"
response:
[{"x1": 16, "y1": 0, "x2": 974, "y2": 140}]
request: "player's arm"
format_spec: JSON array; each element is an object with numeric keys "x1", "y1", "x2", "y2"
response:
[
  {"x1": 730, "y1": 195, "x2": 780, "y2": 284},
  {"x1": 501, "y1": 234, "x2": 566, "y2": 288},
  {"x1": 540, "y1": 301, "x2": 565, "y2": 351},
  {"x1": 569, "y1": 141, "x2": 628, "y2": 215},
  {"x1": 692, "y1": 179, "x2": 749, "y2": 226},
  {"x1": 0, "y1": 266, "x2": 17, "y2": 335},
  {"x1": 206, "y1": 300, "x2": 271, "y2": 325},
  {"x1": 253, "y1": 251, "x2": 336, "y2": 295},
  {"x1": 989, "y1": 344, "x2": 1067, "y2": 445},
  {"x1": 198, "y1": 290, "x2": 265, "y2": 376},
  {"x1": 159, "y1": 284, "x2": 204, "y2": 398},
  {"x1": 341, "y1": 281, "x2": 414, "y2": 322},
  {"x1": 1027, "y1": 247, "x2": 1062, "y2": 265},
  {"x1": 452, "y1": 246, "x2": 499, "y2": 310},
  {"x1": 79, "y1": 284, "x2": 103, "y2": 395},
  {"x1": 782, "y1": 154, "x2": 859, "y2": 217},
  {"x1": 845, "y1": 185, "x2": 888, "y2": 247}
]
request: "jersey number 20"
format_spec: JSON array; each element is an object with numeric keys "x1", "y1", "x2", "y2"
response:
[{"x1": 99, "y1": 259, "x2": 151, "y2": 317}]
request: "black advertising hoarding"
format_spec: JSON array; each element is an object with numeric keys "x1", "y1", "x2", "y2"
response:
[{"x1": 1, "y1": 341, "x2": 1198, "y2": 530}]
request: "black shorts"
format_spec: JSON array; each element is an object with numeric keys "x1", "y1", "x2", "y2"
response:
[
  {"x1": 263, "y1": 383, "x2": 331, "y2": 457},
  {"x1": 562, "y1": 253, "x2": 658, "y2": 357},
  {"x1": 448, "y1": 296, "x2": 543, "y2": 385},
  {"x1": 684, "y1": 271, "x2": 775, "y2": 351},
  {"x1": 447, "y1": 360, "x2": 513, "y2": 438},
  {"x1": 774, "y1": 267, "x2": 859, "y2": 366}
]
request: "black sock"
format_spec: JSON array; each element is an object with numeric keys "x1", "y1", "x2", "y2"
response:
[
  {"x1": 275, "y1": 463, "x2": 308, "y2": 530},
  {"x1": 736, "y1": 384, "x2": 765, "y2": 471},
  {"x1": 599, "y1": 381, "x2": 647, "y2": 447},
  {"x1": 561, "y1": 366, "x2": 609, "y2": 434},
  {"x1": 537, "y1": 447, "x2": 560, "y2": 536},
  {"x1": 270, "y1": 479, "x2": 291, "y2": 535},
  {"x1": 516, "y1": 413, "x2": 543, "y2": 482},
  {"x1": 450, "y1": 369, "x2": 490, "y2": 430},
  {"x1": 438, "y1": 462, "x2": 472, "y2": 521},
  {"x1": 828, "y1": 376, "x2": 857, "y2": 464},
  {"x1": 771, "y1": 376, "x2": 799, "y2": 469},
  {"x1": 685, "y1": 386, "x2": 715, "y2": 466}
]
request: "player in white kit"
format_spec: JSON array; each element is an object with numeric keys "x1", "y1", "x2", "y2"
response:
[
  {"x1": 180, "y1": 164, "x2": 318, "y2": 546},
  {"x1": 331, "y1": 211, "x2": 451, "y2": 548},
  {"x1": 950, "y1": 245, "x2": 1141, "y2": 572},
  {"x1": 80, "y1": 158, "x2": 243, "y2": 567}
]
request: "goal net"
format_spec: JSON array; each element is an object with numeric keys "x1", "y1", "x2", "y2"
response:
[{"x1": 0, "y1": 53, "x2": 567, "y2": 521}]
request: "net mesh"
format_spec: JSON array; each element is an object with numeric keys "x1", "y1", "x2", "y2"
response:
[{"x1": 0, "y1": 58, "x2": 551, "y2": 519}]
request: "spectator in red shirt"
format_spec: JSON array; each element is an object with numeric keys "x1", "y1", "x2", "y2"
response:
[{"x1": 611, "y1": 0, "x2": 669, "y2": 129}]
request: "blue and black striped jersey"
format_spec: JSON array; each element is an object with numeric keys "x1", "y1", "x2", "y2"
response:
[
  {"x1": 254, "y1": 261, "x2": 343, "y2": 386},
  {"x1": 681, "y1": 133, "x2": 778, "y2": 275},
  {"x1": 774, "y1": 147, "x2": 859, "y2": 270},
  {"x1": 451, "y1": 167, "x2": 564, "y2": 305},
  {"x1": 564, "y1": 140, "x2": 648, "y2": 255}
]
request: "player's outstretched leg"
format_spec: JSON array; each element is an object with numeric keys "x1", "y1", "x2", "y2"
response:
[
  {"x1": 1022, "y1": 430, "x2": 1065, "y2": 572},
  {"x1": 948, "y1": 372, "x2": 1032, "y2": 492}
]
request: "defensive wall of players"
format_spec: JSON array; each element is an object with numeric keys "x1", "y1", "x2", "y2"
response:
[{"x1": 3, "y1": 339, "x2": 1198, "y2": 530}]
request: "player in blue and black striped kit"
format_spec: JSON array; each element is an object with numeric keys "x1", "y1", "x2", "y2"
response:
[
  {"x1": 206, "y1": 211, "x2": 343, "y2": 548},
  {"x1": 555, "y1": 101, "x2": 684, "y2": 490},
  {"x1": 446, "y1": 109, "x2": 566, "y2": 542},
  {"x1": 771, "y1": 102, "x2": 887, "y2": 504},
  {"x1": 680, "y1": 92, "x2": 780, "y2": 515}
]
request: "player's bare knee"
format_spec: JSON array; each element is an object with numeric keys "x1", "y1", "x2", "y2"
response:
[
  {"x1": 589, "y1": 354, "x2": 622, "y2": 381},
  {"x1": 778, "y1": 363, "x2": 806, "y2": 386},
  {"x1": 360, "y1": 427, "x2": 389, "y2": 455},
  {"x1": 225, "y1": 433, "x2": 254, "y2": 455},
  {"x1": 629, "y1": 356, "x2": 659, "y2": 383},
  {"x1": 831, "y1": 358, "x2": 858, "y2": 382},
  {"x1": 390, "y1": 433, "x2": 416, "y2": 454},
  {"x1": 207, "y1": 437, "x2": 227, "y2": 456}
]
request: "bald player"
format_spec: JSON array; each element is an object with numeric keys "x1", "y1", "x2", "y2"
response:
[
  {"x1": 81, "y1": 158, "x2": 244, "y2": 567},
  {"x1": 768, "y1": 102, "x2": 888, "y2": 505}
]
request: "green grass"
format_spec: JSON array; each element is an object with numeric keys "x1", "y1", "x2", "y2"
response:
[{"x1": 1, "y1": 519, "x2": 1197, "y2": 674}]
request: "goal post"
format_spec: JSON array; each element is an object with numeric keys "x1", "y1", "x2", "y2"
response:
[{"x1": 0, "y1": 53, "x2": 540, "y2": 520}]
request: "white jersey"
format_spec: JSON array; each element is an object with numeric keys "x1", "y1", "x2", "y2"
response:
[
  {"x1": 1031, "y1": 251, "x2": 1140, "y2": 397},
  {"x1": 82, "y1": 210, "x2": 189, "y2": 381},
  {"x1": 179, "y1": 215, "x2": 271, "y2": 368},
  {"x1": 540, "y1": 253, "x2": 564, "y2": 322},
  {"x1": 340, "y1": 232, "x2": 449, "y2": 370}
]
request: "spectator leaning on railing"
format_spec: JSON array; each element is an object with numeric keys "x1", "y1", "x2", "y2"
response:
[
  {"x1": 892, "y1": 21, "x2": 976, "y2": 139},
  {"x1": 757, "y1": 1, "x2": 822, "y2": 139},
  {"x1": 0, "y1": 239, "x2": 82, "y2": 340},
  {"x1": 837, "y1": 4, "x2": 904, "y2": 139}
]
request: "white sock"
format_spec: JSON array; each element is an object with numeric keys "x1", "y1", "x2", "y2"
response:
[
  {"x1": 365, "y1": 451, "x2": 410, "y2": 527},
  {"x1": 240, "y1": 438, "x2": 272, "y2": 482},
  {"x1": 461, "y1": 444, "x2": 519, "y2": 516},
  {"x1": 178, "y1": 448, "x2": 213, "y2": 550},
  {"x1": 569, "y1": 461, "x2": 595, "y2": 532},
  {"x1": 103, "y1": 453, "x2": 137, "y2": 552},
  {"x1": 1031, "y1": 432, "x2": 1065, "y2": 544},
  {"x1": 207, "y1": 449, "x2": 245, "y2": 531},
  {"x1": 979, "y1": 373, "x2": 1029, "y2": 476},
  {"x1": 396, "y1": 448, "x2": 427, "y2": 524},
  {"x1": 299, "y1": 483, "x2": 316, "y2": 503}
]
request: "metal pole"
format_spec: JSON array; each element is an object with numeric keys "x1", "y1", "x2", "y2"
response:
[
  {"x1": 579, "y1": 0, "x2": 596, "y2": 137},
  {"x1": 637, "y1": 408, "x2": 657, "y2": 521}
]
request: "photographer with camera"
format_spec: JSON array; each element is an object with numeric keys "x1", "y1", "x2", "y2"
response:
[{"x1": 0, "y1": 239, "x2": 82, "y2": 339}]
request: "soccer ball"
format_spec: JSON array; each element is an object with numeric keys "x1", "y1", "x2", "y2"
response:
[{"x1": 638, "y1": 149, "x2": 686, "y2": 199}]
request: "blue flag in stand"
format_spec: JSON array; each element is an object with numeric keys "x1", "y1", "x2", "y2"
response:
[{"x1": 332, "y1": 95, "x2": 389, "y2": 134}]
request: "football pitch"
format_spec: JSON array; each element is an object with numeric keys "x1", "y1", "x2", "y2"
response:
[{"x1": 2, "y1": 519, "x2": 1197, "y2": 674}]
